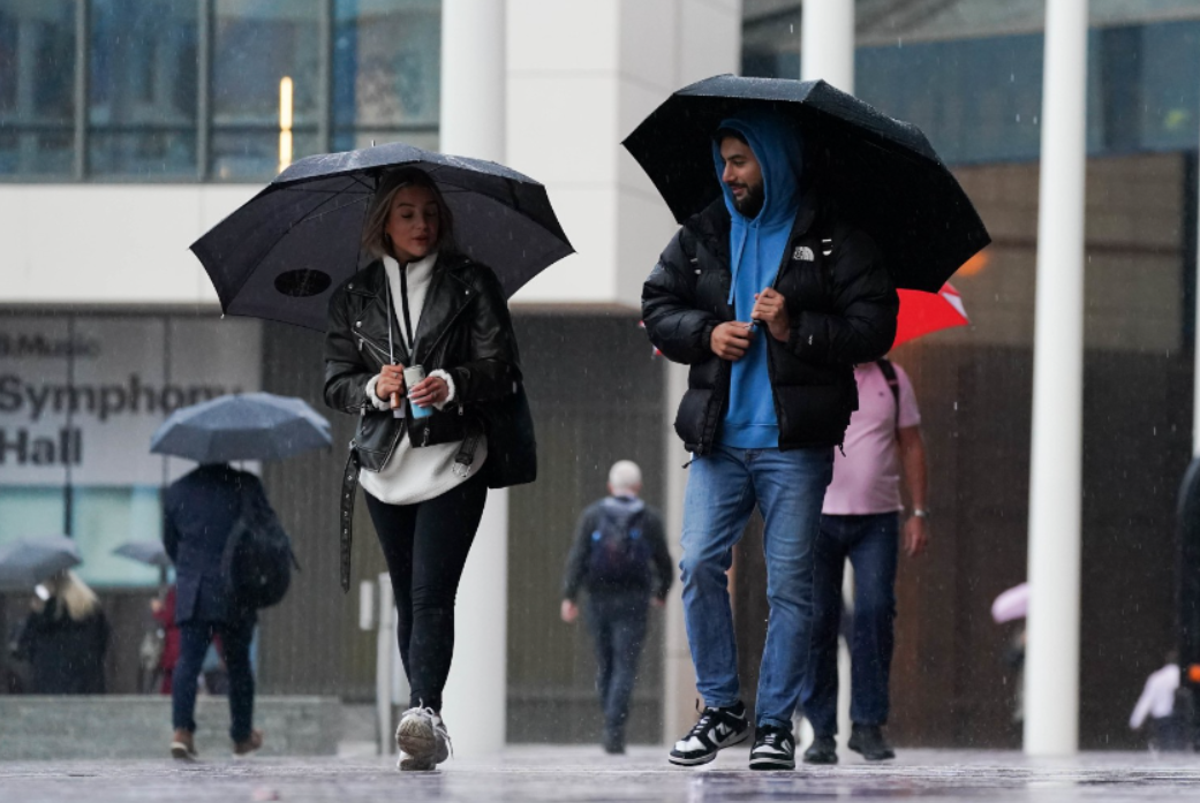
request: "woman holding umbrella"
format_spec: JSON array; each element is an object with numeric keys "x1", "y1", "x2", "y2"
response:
[{"x1": 324, "y1": 167, "x2": 534, "y2": 772}]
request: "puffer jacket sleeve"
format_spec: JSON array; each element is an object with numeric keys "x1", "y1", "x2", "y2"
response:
[
  {"x1": 323, "y1": 284, "x2": 376, "y2": 414},
  {"x1": 642, "y1": 230, "x2": 722, "y2": 365},
  {"x1": 446, "y1": 266, "x2": 521, "y2": 404},
  {"x1": 786, "y1": 226, "x2": 898, "y2": 365}
]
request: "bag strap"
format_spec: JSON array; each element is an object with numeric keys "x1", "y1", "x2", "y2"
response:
[
  {"x1": 875, "y1": 358, "x2": 900, "y2": 435},
  {"x1": 339, "y1": 448, "x2": 361, "y2": 593}
]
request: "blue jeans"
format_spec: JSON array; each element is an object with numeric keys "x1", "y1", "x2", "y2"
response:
[
  {"x1": 172, "y1": 617, "x2": 256, "y2": 743},
  {"x1": 584, "y1": 590, "x2": 650, "y2": 740},
  {"x1": 800, "y1": 513, "x2": 899, "y2": 737},
  {"x1": 680, "y1": 444, "x2": 833, "y2": 729}
]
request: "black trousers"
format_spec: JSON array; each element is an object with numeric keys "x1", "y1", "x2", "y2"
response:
[
  {"x1": 172, "y1": 617, "x2": 255, "y2": 743},
  {"x1": 365, "y1": 472, "x2": 488, "y2": 712}
]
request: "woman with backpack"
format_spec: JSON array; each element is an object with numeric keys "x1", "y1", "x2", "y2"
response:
[{"x1": 323, "y1": 166, "x2": 535, "y2": 772}]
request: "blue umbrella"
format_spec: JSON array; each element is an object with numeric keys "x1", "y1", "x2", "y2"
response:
[
  {"x1": 150, "y1": 392, "x2": 332, "y2": 464},
  {"x1": 0, "y1": 535, "x2": 82, "y2": 592},
  {"x1": 112, "y1": 540, "x2": 171, "y2": 569}
]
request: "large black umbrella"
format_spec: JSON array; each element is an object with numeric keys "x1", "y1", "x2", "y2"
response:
[
  {"x1": 622, "y1": 75, "x2": 990, "y2": 292},
  {"x1": 191, "y1": 143, "x2": 574, "y2": 331},
  {"x1": 150, "y1": 392, "x2": 331, "y2": 464},
  {"x1": 0, "y1": 536, "x2": 81, "y2": 592}
]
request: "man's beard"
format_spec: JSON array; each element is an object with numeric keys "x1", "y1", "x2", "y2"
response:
[{"x1": 731, "y1": 184, "x2": 764, "y2": 218}]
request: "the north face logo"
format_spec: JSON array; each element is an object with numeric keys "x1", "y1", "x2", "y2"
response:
[{"x1": 793, "y1": 245, "x2": 815, "y2": 262}]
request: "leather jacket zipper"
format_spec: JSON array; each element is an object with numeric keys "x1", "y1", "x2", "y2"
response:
[{"x1": 357, "y1": 331, "x2": 393, "y2": 364}]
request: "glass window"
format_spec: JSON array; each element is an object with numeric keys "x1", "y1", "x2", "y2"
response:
[
  {"x1": 0, "y1": 0, "x2": 76, "y2": 176},
  {"x1": 0, "y1": 487, "x2": 67, "y2": 546},
  {"x1": 211, "y1": 0, "x2": 320, "y2": 178},
  {"x1": 209, "y1": 129, "x2": 320, "y2": 181},
  {"x1": 88, "y1": 0, "x2": 198, "y2": 177},
  {"x1": 332, "y1": 0, "x2": 439, "y2": 149},
  {"x1": 72, "y1": 486, "x2": 161, "y2": 587},
  {"x1": 1137, "y1": 21, "x2": 1200, "y2": 152}
]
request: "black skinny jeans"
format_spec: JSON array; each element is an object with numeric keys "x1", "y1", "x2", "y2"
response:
[{"x1": 365, "y1": 472, "x2": 488, "y2": 712}]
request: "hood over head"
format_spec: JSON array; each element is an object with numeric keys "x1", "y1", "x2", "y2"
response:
[{"x1": 711, "y1": 107, "x2": 804, "y2": 229}]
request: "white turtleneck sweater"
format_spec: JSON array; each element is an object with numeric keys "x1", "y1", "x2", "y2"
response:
[{"x1": 359, "y1": 253, "x2": 488, "y2": 505}]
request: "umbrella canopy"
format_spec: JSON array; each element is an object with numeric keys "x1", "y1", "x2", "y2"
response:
[
  {"x1": 112, "y1": 540, "x2": 171, "y2": 568},
  {"x1": 191, "y1": 142, "x2": 574, "y2": 331},
  {"x1": 893, "y1": 283, "x2": 970, "y2": 350},
  {"x1": 991, "y1": 582, "x2": 1029, "y2": 624},
  {"x1": 150, "y1": 392, "x2": 332, "y2": 464},
  {"x1": 0, "y1": 535, "x2": 82, "y2": 592},
  {"x1": 622, "y1": 75, "x2": 991, "y2": 292}
]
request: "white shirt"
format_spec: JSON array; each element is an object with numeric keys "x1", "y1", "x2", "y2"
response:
[
  {"x1": 359, "y1": 253, "x2": 487, "y2": 505},
  {"x1": 1129, "y1": 663, "x2": 1180, "y2": 729}
]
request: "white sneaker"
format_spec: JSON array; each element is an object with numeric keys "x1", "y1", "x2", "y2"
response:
[{"x1": 395, "y1": 707, "x2": 452, "y2": 771}]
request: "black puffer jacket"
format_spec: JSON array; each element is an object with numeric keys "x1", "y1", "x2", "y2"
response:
[
  {"x1": 324, "y1": 252, "x2": 534, "y2": 488},
  {"x1": 642, "y1": 193, "x2": 898, "y2": 454}
]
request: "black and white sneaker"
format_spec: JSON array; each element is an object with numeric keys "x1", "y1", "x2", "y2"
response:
[
  {"x1": 668, "y1": 702, "x2": 750, "y2": 766},
  {"x1": 749, "y1": 724, "x2": 796, "y2": 771}
]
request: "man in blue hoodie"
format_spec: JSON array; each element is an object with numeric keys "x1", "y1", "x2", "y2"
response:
[{"x1": 643, "y1": 109, "x2": 898, "y2": 770}]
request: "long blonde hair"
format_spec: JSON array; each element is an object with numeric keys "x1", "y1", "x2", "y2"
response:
[{"x1": 44, "y1": 570, "x2": 100, "y2": 622}]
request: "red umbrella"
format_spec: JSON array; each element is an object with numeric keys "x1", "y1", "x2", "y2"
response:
[{"x1": 892, "y1": 283, "x2": 969, "y2": 350}]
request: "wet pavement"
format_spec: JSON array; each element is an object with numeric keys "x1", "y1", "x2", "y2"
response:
[{"x1": 2, "y1": 746, "x2": 1199, "y2": 802}]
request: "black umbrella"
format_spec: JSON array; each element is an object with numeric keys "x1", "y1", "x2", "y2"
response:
[
  {"x1": 622, "y1": 75, "x2": 990, "y2": 292},
  {"x1": 150, "y1": 392, "x2": 331, "y2": 464},
  {"x1": 191, "y1": 143, "x2": 574, "y2": 331},
  {"x1": 112, "y1": 540, "x2": 171, "y2": 569},
  {"x1": 0, "y1": 535, "x2": 81, "y2": 592}
]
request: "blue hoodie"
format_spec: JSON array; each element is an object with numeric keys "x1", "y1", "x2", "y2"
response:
[{"x1": 712, "y1": 109, "x2": 804, "y2": 449}]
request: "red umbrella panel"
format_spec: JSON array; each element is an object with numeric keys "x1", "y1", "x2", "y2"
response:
[{"x1": 892, "y1": 283, "x2": 969, "y2": 350}]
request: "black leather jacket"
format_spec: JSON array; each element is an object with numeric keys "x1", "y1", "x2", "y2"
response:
[
  {"x1": 642, "y1": 192, "x2": 898, "y2": 454},
  {"x1": 324, "y1": 252, "x2": 526, "y2": 479}
]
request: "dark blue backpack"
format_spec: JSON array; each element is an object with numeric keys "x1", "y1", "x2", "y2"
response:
[{"x1": 586, "y1": 501, "x2": 650, "y2": 587}]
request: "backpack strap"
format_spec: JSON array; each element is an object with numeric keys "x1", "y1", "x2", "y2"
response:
[{"x1": 875, "y1": 358, "x2": 900, "y2": 435}]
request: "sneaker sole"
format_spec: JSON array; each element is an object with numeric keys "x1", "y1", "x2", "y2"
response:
[
  {"x1": 848, "y1": 743, "x2": 895, "y2": 761},
  {"x1": 398, "y1": 756, "x2": 437, "y2": 772},
  {"x1": 749, "y1": 756, "x2": 796, "y2": 771},
  {"x1": 802, "y1": 753, "x2": 838, "y2": 765},
  {"x1": 169, "y1": 743, "x2": 197, "y2": 761},
  {"x1": 668, "y1": 729, "x2": 749, "y2": 766},
  {"x1": 396, "y1": 718, "x2": 438, "y2": 764}
]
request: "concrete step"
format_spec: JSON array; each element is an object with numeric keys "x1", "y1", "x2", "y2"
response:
[{"x1": 0, "y1": 695, "x2": 341, "y2": 760}]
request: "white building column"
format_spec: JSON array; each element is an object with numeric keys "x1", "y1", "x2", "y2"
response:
[
  {"x1": 1025, "y1": 0, "x2": 1089, "y2": 757},
  {"x1": 437, "y1": 0, "x2": 508, "y2": 759},
  {"x1": 800, "y1": 0, "x2": 854, "y2": 91},
  {"x1": 800, "y1": 0, "x2": 856, "y2": 754}
]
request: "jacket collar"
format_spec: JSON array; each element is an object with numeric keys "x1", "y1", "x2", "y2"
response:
[
  {"x1": 686, "y1": 180, "x2": 824, "y2": 267},
  {"x1": 346, "y1": 252, "x2": 478, "y2": 362}
]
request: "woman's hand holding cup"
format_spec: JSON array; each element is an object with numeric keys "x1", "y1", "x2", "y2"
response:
[
  {"x1": 375, "y1": 364, "x2": 406, "y2": 408},
  {"x1": 409, "y1": 375, "x2": 449, "y2": 408}
]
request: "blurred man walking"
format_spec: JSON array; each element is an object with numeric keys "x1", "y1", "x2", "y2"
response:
[
  {"x1": 800, "y1": 358, "x2": 929, "y2": 764},
  {"x1": 561, "y1": 460, "x2": 673, "y2": 754},
  {"x1": 642, "y1": 109, "x2": 897, "y2": 770}
]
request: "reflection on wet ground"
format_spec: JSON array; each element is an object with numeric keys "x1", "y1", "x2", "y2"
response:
[{"x1": 2, "y1": 747, "x2": 1199, "y2": 802}]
